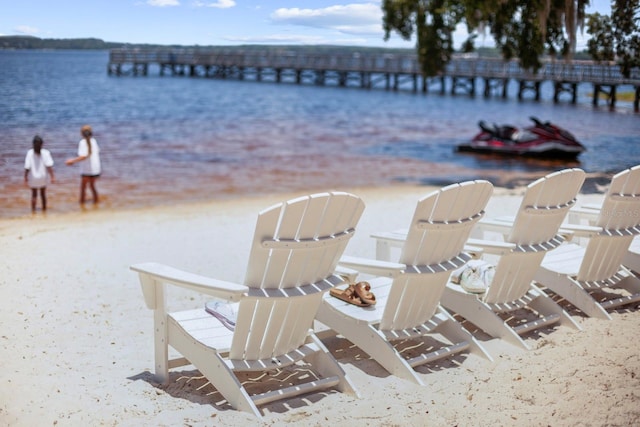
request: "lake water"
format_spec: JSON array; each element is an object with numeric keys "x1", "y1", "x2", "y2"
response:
[{"x1": 1, "y1": 50, "x2": 639, "y2": 219}]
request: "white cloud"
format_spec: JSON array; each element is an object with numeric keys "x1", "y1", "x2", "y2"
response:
[
  {"x1": 193, "y1": 0, "x2": 236, "y2": 8},
  {"x1": 225, "y1": 34, "x2": 326, "y2": 44},
  {"x1": 14, "y1": 25, "x2": 40, "y2": 35},
  {"x1": 147, "y1": 0, "x2": 180, "y2": 6},
  {"x1": 223, "y1": 33, "x2": 368, "y2": 46},
  {"x1": 270, "y1": 3, "x2": 382, "y2": 35}
]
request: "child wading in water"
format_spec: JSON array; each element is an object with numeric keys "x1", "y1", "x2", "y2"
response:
[
  {"x1": 24, "y1": 135, "x2": 55, "y2": 212},
  {"x1": 66, "y1": 125, "x2": 101, "y2": 204}
]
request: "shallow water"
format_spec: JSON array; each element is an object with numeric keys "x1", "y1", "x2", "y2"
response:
[{"x1": 1, "y1": 50, "x2": 639, "y2": 219}]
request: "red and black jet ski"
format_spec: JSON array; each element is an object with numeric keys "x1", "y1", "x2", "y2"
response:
[{"x1": 456, "y1": 116, "x2": 586, "y2": 159}]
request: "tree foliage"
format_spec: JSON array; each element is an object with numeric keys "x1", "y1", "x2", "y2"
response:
[
  {"x1": 586, "y1": 1, "x2": 639, "y2": 77},
  {"x1": 383, "y1": 0, "x2": 590, "y2": 76},
  {"x1": 612, "y1": 0, "x2": 640, "y2": 77},
  {"x1": 585, "y1": 12, "x2": 615, "y2": 62}
]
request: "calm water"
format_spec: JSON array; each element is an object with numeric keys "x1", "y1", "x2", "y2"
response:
[{"x1": 1, "y1": 50, "x2": 639, "y2": 219}]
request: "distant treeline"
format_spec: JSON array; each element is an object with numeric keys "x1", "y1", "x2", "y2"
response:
[{"x1": 0, "y1": 35, "x2": 592, "y2": 59}]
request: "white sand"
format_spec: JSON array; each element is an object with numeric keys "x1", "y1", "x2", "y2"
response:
[{"x1": 1, "y1": 185, "x2": 639, "y2": 426}]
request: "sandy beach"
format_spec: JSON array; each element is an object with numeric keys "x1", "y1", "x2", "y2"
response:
[{"x1": 1, "y1": 183, "x2": 639, "y2": 427}]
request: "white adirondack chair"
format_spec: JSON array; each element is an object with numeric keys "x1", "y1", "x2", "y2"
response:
[
  {"x1": 535, "y1": 165, "x2": 640, "y2": 319},
  {"x1": 316, "y1": 181, "x2": 494, "y2": 385},
  {"x1": 567, "y1": 172, "x2": 640, "y2": 275},
  {"x1": 439, "y1": 169, "x2": 586, "y2": 349},
  {"x1": 569, "y1": 209, "x2": 640, "y2": 274},
  {"x1": 130, "y1": 192, "x2": 365, "y2": 417}
]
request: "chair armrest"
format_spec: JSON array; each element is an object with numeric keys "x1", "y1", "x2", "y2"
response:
[
  {"x1": 466, "y1": 238, "x2": 516, "y2": 256},
  {"x1": 571, "y1": 206, "x2": 600, "y2": 216},
  {"x1": 335, "y1": 265, "x2": 359, "y2": 283},
  {"x1": 370, "y1": 229, "x2": 408, "y2": 245},
  {"x1": 463, "y1": 244, "x2": 484, "y2": 259},
  {"x1": 568, "y1": 206, "x2": 600, "y2": 225},
  {"x1": 581, "y1": 203, "x2": 602, "y2": 211},
  {"x1": 131, "y1": 262, "x2": 248, "y2": 308},
  {"x1": 338, "y1": 255, "x2": 405, "y2": 278},
  {"x1": 474, "y1": 217, "x2": 515, "y2": 234},
  {"x1": 556, "y1": 223, "x2": 602, "y2": 238}
]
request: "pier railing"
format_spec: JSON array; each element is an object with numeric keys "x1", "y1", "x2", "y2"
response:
[
  {"x1": 108, "y1": 48, "x2": 640, "y2": 109},
  {"x1": 109, "y1": 48, "x2": 639, "y2": 84}
]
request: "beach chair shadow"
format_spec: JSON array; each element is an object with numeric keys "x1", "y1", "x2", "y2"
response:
[
  {"x1": 130, "y1": 192, "x2": 365, "y2": 417},
  {"x1": 322, "y1": 330, "x2": 476, "y2": 378},
  {"x1": 317, "y1": 181, "x2": 495, "y2": 385},
  {"x1": 131, "y1": 366, "x2": 348, "y2": 414},
  {"x1": 535, "y1": 165, "x2": 640, "y2": 319}
]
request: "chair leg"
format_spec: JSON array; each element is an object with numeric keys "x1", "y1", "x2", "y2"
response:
[
  {"x1": 306, "y1": 334, "x2": 360, "y2": 397},
  {"x1": 618, "y1": 273, "x2": 640, "y2": 295},
  {"x1": 170, "y1": 326, "x2": 261, "y2": 416},
  {"x1": 441, "y1": 287, "x2": 530, "y2": 350},
  {"x1": 623, "y1": 251, "x2": 640, "y2": 275},
  {"x1": 528, "y1": 286, "x2": 581, "y2": 331},
  {"x1": 534, "y1": 267, "x2": 612, "y2": 320},
  {"x1": 436, "y1": 308, "x2": 493, "y2": 361},
  {"x1": 317, "y1": 304, "x2": 425, "y2": 385},
  {"x1": 153, "y1": 310, "x2": 170, "y2": 384}
]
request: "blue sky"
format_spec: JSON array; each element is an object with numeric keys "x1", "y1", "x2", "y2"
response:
[{"x1": 1, "y1": 1, "x2": 611, "y2": 49}]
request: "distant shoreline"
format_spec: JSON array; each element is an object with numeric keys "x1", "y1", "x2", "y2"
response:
[{"x1": 1, "y1": 35, "x2": 597, "y2": 60}]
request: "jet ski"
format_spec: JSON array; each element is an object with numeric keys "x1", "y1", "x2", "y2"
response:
[{"x1": 456, "y1": 116, "x2": 586, "y2": 159}]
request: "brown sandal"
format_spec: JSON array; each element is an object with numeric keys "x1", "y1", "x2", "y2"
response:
[
  {"x1": 330, "y1": 284, "x2": 370, "y2": 307},
  {"x1": 353, "y1": 281, "x2": 376, "y2": 305}
]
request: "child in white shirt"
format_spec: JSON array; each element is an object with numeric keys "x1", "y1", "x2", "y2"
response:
[{"x1": 24, "y1": 135, "x2": 55, "y2": 212}]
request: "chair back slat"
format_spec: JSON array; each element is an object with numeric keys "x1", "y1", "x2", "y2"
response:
[
  {"x1": 508, "y1": 168, "x2": 585, "y2": 245},
  {"x1": 232, "y1": 192, "x2": 364, "y2": 360},
  {"x1": 576, "y1": 166, "x2": 640, "y2": 281},
  {"x1": 484, "y1": 251, "x2": 545, "y2": 304},
  {"x1": 381, "y1": 181, "x2": 493, "y2": 331},
  {"x1": 577, "y1": 235, "x2": 635, "y2": 281},
  {"x1": 482, "y1": 169, "x2": 584, "y2": 304},
  {"x1": 402, "y1": 181, "x2": 493, "y2": 266},
  {"x1": 596, "y1": 165, "x2": 640, "y2": 232}
]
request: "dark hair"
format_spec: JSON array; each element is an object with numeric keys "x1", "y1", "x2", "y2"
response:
[{"x1": 32, "y1": 135, "x2": 43, "y2": 154}]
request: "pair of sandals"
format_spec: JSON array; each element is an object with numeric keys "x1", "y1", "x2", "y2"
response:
[{"x1": 330, "y1": 281, "x2": 376, "y2": 307}]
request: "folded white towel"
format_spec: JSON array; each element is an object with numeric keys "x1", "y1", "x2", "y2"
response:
[
  {"x1": 205, "y1": 300, "x2": 238, "y2": 331},
  {"x1": 451, "y1": 260, "x2": 495, "y2": 294}
]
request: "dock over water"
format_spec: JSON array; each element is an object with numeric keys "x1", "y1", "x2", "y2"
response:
[{"x1": 108, "y1": 48, "x2": 640, "y2": 110}]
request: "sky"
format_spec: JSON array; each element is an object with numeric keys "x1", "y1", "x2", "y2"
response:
[{"x1": 1, "y1": 0, "x2": 612, "y2": 50}]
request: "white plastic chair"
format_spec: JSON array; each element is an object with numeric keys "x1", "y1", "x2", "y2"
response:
[
  {"x1": 131, "y1": 192, "x2": 364, "y2": 417},
  {"x1": 317, "y1": 181, "x2": 494, "y2": 385}
]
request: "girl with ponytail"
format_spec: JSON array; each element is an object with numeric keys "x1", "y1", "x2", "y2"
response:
[{"x1": 66, "y1": 125, "x2": 101, "y2": 204}]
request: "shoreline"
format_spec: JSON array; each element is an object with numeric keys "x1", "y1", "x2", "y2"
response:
[
  {"x1": 0, "y1": 170, "x2": 617, "y2": 223},
  {"x1": 2, "y1": 183, "x2": 639, "y2": 426}
]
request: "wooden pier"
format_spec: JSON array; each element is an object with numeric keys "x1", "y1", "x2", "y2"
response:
[{"x1": 108, "y1": 48, "x2": 640, "y2": 110}]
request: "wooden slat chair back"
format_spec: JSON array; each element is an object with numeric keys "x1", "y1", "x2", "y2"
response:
[
  {"x1": 534, "y1": 165, "x2": 640, "y2": 319},
  {"x1": 233, "y1": 192, "x2": 365, "y2": 360},
  {"x1": 381, "y1": 181, "x2": 493, "y2": 331},
  {"x1": 483, "y1": 168, "x2": 586, "y2": 305},
  {"x1": 577, "y1": 165, "x2": 640, "y2": 282},
  {"x1": 439, "y1": 169, "x2": 585, "y2": 349},
  {"x1": 318, "y1": 181, "x2": 494, "y2": 385},
  {"x1": 130, "y1": 191, "x2": 364, "y2": 416}
]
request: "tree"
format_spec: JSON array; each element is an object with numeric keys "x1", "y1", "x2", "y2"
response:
[
  {"x1": 585, "y1": 1, "x2": 639, "y2": 77},
  {"x1": 585, "y1": 12, "x2": 615, "y2": 62},
  {"x1": 382, "y1": 0, "x2": 465, "y2": 76},
  {"x1": 382, "y1": 0, "x2": 590, "y2": 76},
  {"x1": 612, "y1": 0, "x2": 640, "y2": 77}
]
